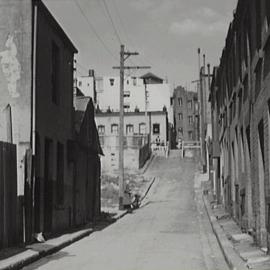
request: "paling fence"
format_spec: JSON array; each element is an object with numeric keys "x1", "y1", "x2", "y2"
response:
[{"x1": 0, "y1": 141, "x2": 18, "y2": 249}]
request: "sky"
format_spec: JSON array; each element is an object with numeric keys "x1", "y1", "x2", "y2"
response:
[{"x1": 43, "y1": 0, "x2": 238, "y2": 90}]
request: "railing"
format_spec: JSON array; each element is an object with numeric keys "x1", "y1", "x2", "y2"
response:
[
  {"x1": 99, "y1": 134, "x2": 149, "y2": 148},
  {"x1": 180, "y1": 140, "x2": 201, "y2": 157},
  {"x1": 151, "y1": 141, "x2": 169, "y2": 157}
]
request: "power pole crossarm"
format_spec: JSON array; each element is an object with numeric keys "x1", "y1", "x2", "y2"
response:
[{"x1": 113, "y1": 66, "x2": 151, "y2": 70}]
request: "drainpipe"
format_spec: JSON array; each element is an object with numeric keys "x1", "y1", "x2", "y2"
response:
[{"x1": 27, "y1": 2, "x2": 37, "y2": 244}]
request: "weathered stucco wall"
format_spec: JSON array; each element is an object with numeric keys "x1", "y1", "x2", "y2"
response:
[{"x1": 0, "y1": 0, "x2": 33, "y2": 195}]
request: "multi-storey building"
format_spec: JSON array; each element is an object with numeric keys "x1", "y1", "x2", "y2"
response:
[
  {"x1": 172, "y1": 86, "x2": 199, "y2": 144},
  {"x1": 95, "y1": 110, "x2": 167, "y2": 172},
  {"x1": 210, "y1": 0, "x2": 270, "y2": 248},
  {"x1": 95, "y1": 73, "x2": 173, "y2": 123},
  {"x1": 76, "y1": 69, "x2": 97, "y2": 104}
]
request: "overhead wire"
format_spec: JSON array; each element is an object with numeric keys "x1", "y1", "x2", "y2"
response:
[
  {"x1": 74, "y1": 0, "x2": 118, "y2": 61},
  {"x1": 111, "y1": 0, "x2": 143, "y2": 68},
  {"x1": 101, "y1": 0, "x2": 122, "y2": 45},
  {"x1": 94, "y1": 0, "x2": 137, "y2": 77},
  {"x1": 76, "y1": 62, "x2": 88, "y2": 73}
]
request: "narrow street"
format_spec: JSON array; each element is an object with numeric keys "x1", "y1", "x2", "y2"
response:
[{"x1": 24, "y1": 152, "x2": 228, "y2": 270}]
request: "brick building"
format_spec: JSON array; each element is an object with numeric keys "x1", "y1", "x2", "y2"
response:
[
  {"x1": 210, "y1": 0, "x2": 270, "y2": 248},
  {"x1": 172, "y1": 86, "x2": 199, "y2": 145}
]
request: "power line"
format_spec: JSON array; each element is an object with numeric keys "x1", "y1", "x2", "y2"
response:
[
  {"x1": 111, "y1": 0, "x2": 135, "y2": 51},
  {"x1": 101, "y1": 0, "x2": 122, "y2": 45},
  {"x1": 74, "y1": 0, "x2": 118, "y2": 61},
  {"x1": 77, "y1": 62, "x2": 88, "y2": 72}
]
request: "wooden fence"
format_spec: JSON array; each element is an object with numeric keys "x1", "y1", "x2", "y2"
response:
[{"x1": 0, "y1": 141, "x2": 18, "y2": 249}]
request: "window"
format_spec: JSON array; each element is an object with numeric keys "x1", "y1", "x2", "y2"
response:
[
  {"x1": 258, "y1": 119, "x2": 265, "y2": 166},
  {"x1": 232, "y1": 94, "x2": 236, "y2": 120},
  {"x1": 243, "y1": 76, "x2": 248, "y2": 102},
  {"x1": 139, "y1": 123, "x2": 146, "y2": 134},
  {"x1": 238, "y1": 89, "x2": 242, "y2": 117},
  {"x1": 188, "y1": 131, "x2": 193, "y2": 140},
  {"x1": 255, "y1": 0, "x2": 262, "y2": 49},
  {"x1": 246, "y1": 125, "x2": 251, "y2": 156},
  {"x1": 229, "y1": 104, "x2": 233, "y2": 124},
  {"x1": 111, "y1": 124, "x2": 118, "y2": 134},
  {"x1": 133, "y1": 78, "x2": 137, "y2": 86},
  {"x1": 126, "y1": 124, "x2": 134, "y2": 135},
  {"x1": 124, "y1": 103, "x2": 130, "y2": 111},
  {"x1": 98, "y1": 125, "x2": 105, "y2": 135},
  {"x1": 188, "y1": 116, "x2": 193, "y2": 125},
  {"x1": 51, "y1": 42, "x2": 60, "y2": 105},
  {"x1": 194, "y1": 102, "x2": 199, "y2": 112},
  {"x1": 178, "y1": 127, "x2": 183, "y2": 137},
  {"x1": 255, "y1": 60, "x2": 262, "y2": 98},
  {"x1": 178, "y1": 97, "x2": 182, "y2": 106},
  {"x1": 187, "y1": 100, "x2": 192, "y2": 110},
  {"x1": 266, "y1": 0, "x2": 270, "y2": 25},
  {"x1": 56, "y1": 142, "x2": 64, "y2": 205},
  {"x1": 178, "y1": 113, "x2": 183, "y2": 120},
  {"x1": 126, "y1": 80, "x2": 129, "y2": 85},
  {"x1": 78, "y1": 81, "x2": 82, "y2": 87},
  {"x1": 124, "y1": 91, "x2": 130, "y2": 97},
  {"x1": 109, "y1": 78, "x2": 115, "y2": 86},
  {"x1": 195, "y1": 115, "x2": 199, "y2": 126},
  {"x1": 153, "y1": 123, "x2": 160, "y2": 134},
  {"x1": 264, "y1": 40, "x2": 270, "y2": 79}
]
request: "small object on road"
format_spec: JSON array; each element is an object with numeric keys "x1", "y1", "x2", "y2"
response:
[
  {"x1": 33, "y1": 232, "x2": 45, "y2": 243},
  {"x1": 131, "y1": 194, "x2": 141, "y2": 209}
]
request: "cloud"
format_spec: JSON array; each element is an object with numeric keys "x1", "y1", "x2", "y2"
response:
[
  {"x1": 170, "y1": 18, "x2": 228, "y2": 37},
  {"x1": 129, "y1": 0, "x2": 158, "y2": 11},
  {"x1": 198, "y1": 7, "x2": 220, "y2": 20}
]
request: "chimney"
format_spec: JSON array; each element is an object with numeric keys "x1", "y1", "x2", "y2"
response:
[{"x1": 89, "y1": 69, "x2": 95, "y2": 77}]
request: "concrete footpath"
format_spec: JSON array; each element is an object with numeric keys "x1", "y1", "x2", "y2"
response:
[
  {"x1": 0, "y1": 174, "x2": 156, "y2": 270},
  {"x1": 199, "y1": 173, "x2": 270, "y2": 270}
]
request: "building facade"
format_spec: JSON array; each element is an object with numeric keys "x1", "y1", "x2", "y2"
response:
[
  {"x1": 0, "y1": 0, "x2": 101, "y2": 244},
  {"x1": 95, "y1": 73, "x2": 173, "y2": 123},
  {"x1": 210, "y1": 0, "x2": 270, "y2": 248},
  {"x1": 95, "y1": 111, "x2": 167, "y2": 172},
  {"x1": 172, "y1": 86, "x2": 199, "y2": 144},
  {"x1": 77, "y1": 69, "x2": 97, "y2": 103}
]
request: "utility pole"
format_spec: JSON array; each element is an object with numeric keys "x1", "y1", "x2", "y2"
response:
[
  {"x1": 198, "y1": 48, "x2": 203, "y2": 159},
  {"x1": 113, "y1": 45, "x2": 150, "y2": 210},
  {"x1": 119, "y1": 45, "x2": 125, "y2": 210},
  {"x1": 143, "y1": 79, "x2": 148, "y2": 135}
]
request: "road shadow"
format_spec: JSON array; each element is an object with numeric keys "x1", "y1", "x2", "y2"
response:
[
  {"x1": 23, "y1": 250, "x2": 75, "y2": 270},
  {"x1": 140, "y1": 199, "x2": 172, "y2": 209}
]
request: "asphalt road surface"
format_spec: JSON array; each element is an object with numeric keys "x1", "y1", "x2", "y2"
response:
[{"x1": 24, "y1": 152, "x2": 229, "y2": 270}]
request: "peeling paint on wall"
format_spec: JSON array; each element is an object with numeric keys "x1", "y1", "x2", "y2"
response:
[{"x1": 0, "y1": 34, "x2": 21, "y2": 98}]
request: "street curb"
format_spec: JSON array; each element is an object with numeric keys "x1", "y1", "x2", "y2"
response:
[
  {"x1": 111, "y1": 211, "x2": 128, "y2": 221},
  {"x1": 0, "y1": 228, "x2": 93, "y2": 270},
  {"x1": 140, "y1": 153, "x2": 156, "y2": 174},
  {"x1": 202, "y1": 195, "x2": 247, "y2": 270},
  {"x1": 111, "y1": 176, "x2": 156, "y2": 220},
  {"x1": 140, "y1": 176, "x2": 156, "y2": 204},
  {"x1": 0, "y1": 172, "x2": 157, "y2": 270}
]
